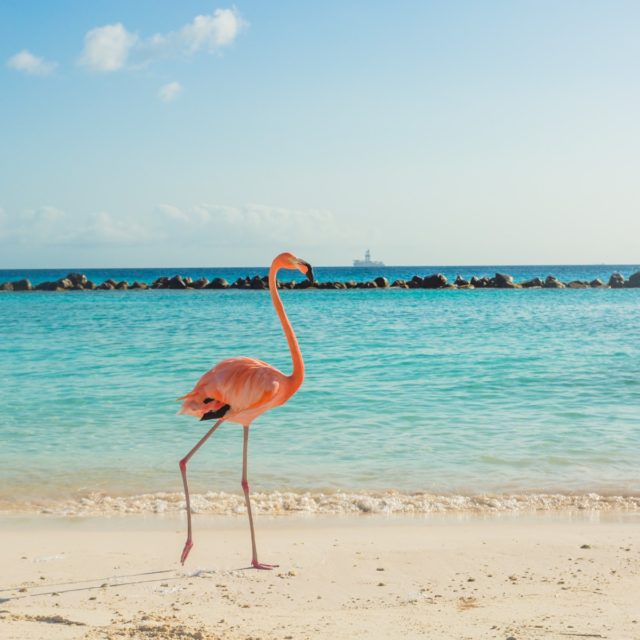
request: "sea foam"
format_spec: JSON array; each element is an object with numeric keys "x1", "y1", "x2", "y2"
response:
[{"x1": 1, "y1": 491, "x2": 639, "y2": 517}]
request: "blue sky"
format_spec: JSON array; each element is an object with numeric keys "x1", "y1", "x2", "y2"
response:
[{"x1": 1, "y1": 1, "x2": 638, "y2": 267}]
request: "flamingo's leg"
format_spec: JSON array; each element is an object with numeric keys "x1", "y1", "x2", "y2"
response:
[
  {"x1": 179, "y1": 418, "x2": 224, "y2": 565},
  {"x1": 242, "y1": 425, "x2": 278, "y2": 570}
]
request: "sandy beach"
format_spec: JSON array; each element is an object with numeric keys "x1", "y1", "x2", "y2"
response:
[{"x1": 1, "y1": 512, "x2": 639, "y2": 640}]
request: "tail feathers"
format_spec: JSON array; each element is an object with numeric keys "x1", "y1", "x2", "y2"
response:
[{"x1": 177, "y1": 390, "x2": 230, "y2": 420}]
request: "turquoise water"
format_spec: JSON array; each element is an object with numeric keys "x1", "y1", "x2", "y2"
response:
[{"x1": 1, "y1": 269, "x2": 640, "y2": 508}]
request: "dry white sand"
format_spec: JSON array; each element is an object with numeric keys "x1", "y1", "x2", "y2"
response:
[{"x1": 1, "y1": 512, "x2": 639, "y2": 639}]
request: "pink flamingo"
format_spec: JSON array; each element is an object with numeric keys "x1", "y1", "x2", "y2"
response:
[{"x1": 177, "y1": 252, "x2": 313, "y2": 569}]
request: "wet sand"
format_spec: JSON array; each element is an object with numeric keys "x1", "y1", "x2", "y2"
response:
[{"x1": 1, "y1": 513, "x2": 639, "y2": 639}]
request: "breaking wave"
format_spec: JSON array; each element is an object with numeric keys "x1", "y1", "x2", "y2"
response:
[{"x1": 1, "y1": 490, "x2": 639, "y2": 517}]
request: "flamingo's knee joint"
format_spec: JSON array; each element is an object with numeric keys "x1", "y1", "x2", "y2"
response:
[
  {"x1": 179, "y1": 459, "x2": 187, "y2": 473},
  {"x1": 241, "y1": 479, "x2": 250, "y2": 493}
]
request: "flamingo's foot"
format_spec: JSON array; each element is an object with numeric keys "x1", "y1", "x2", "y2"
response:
[
  {"x1": 180, "y1": 539, "x2": 193, "y2": 565},
  {"x1": 251, "y1": 560, "x2": 279, "y2": 570}
]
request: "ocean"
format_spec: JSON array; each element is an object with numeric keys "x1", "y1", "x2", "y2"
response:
[{"x1": 1, "y1": 264, "x2": 639, "y2": 516}]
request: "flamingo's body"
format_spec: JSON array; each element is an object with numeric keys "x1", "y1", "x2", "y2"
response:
[
  {"x1": 177, "y1": 252, "x2": 313, "y2": 568},
  {"x1": 179, "y1": 357, "x2": 291, "y2": 426}
]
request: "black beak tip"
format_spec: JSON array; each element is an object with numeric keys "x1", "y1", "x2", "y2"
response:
[{"x1": 305, "y1": 263, "x2": 314, "y2": 282}]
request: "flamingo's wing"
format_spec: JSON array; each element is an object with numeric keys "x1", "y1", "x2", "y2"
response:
[{"x1": 178, "y1": 357, "x2": 281, "y2": 420}]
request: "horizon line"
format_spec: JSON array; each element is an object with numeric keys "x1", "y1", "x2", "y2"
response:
[{"x1": 1, "y1": 262, "x2": 640, "y2": 271}]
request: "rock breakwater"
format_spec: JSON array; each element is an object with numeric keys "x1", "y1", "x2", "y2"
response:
[{"x1": 2, "y1": 270, "x2": 640, "y2": 292}]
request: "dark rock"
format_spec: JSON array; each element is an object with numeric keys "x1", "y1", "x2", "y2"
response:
[
  {"x1": 454, "y1": 275, "x2": 469, "y2": 287},
  {"x1": 231, "y1": 278, "x2": 247, "y2": 289},
  {"x1": 1, "y1": 281, "x2": 14, "y2": 291},
  {"x1": 104, "y1": 279, "x2": 118, "y2": 288},
  {"x1": 521, "y1": 277, "x2": 544, "y2": 288},
  {"x1": 55, "y1": 278, "x2": 73, "y2": 290},
  {"x1": 391, "y1": 279, "x2": 408, "y2": 288},
  {"x1": 374, "y1": 276, "x2": 389, "y2": 288},
  {"x1": 590, "y1": 278, "x2": 605, "y2": 288},
  {"x1": 408, "y1": 275, "x2": 423, "y2": 288},
  {"x1": 115, "y1": 281, "x2": 129, "y2": 290},
  {"x1": 567, "y1": 280, "x2": 590, "y2": 289},
  {"x1": 470, "y1": 276, "x2": 490, "y2": 288},
  {"x1": 35, "y1": 281, "x2": 58, "y2": 291},
  {"x1": 66, "y1": 272, "x2": 87, "y2": 287},
  {"x1": 130, "y1": 281, "x2": 147, "y2": 289},
  {"x1": 294, "y1": 279, "x2": 315, "y2": 289},
  {"x1": 206, "y1": 277, "x2": 229, "y2": 289},
  {"x1": 277, "y1": 280, "x2": 295, "y2": 289},
  {"x1": 543, "y1": 275, "x2": 565, "y2": 288},
  {"x1": 184, "y1": 276, "x2": 193, "y2": 287},
  {"x1": 250, "y1": 275, "x2": 267, "y2": 290},
  {"x1": 84, "y1": 280, "x2": 96, "y2": 290},
  {"x1": 11, "y1": 279, "x2": 32, "y2": 291},
  {"x1": 167, "y1": 275, "x2": 187, "y2": 289},
  {"x1": 625, "y1": 271, "x2": 640, "y2": 288},
  {"x1": 492, "y1": 273, "x2": 516, "y2": 288},
  {"x1": 191, "y1": 277, "x2": 209, "y2": 289},
  {"x1": 357, "y1": 281, "x2": 377, "y2": 288},
  {"x1": 97, "y1": 282, "x2": 115, "y2": 290},
  {"x1": 608, "y1": 272, "x2": 625, "y2": 289},
  {"x1": 422, "y1": 273, "x2": 448, "y2": 289},
  {"x1": 344, "y1": 281, "x2": 358, "y2": 289},
  {"x1": 457, "y1": 284, "x2": 474, "y2": 289},
  {"x1": 152, "y1": 276, "x2": 169, "y2": 289}
]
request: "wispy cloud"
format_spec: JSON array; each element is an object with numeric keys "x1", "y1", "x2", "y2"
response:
[
  {"x1": 158, "y1": 81, "x2": 182, "y2": 102},
  {"x1": 80, "y1": 7, "x2": 246, "y2": 73},
  {"x1": 155, "y1": 203, "x2": 340, "y2": 248},
  {"x1": 0, "y1": 203, "x2": 338, "y2": 250},
  {"x1": 79, "y1": 23, "x2": 138, "y2": 72},
  {"x1": 0, "y1": 207, "x2": 151, "y2": 246},
  {"x1": 7, "y1": 50, "x2": 57, "y2": 76},
  {"x1": 0, "y1": 202, "x2": 348, "y2": 266},
  {"x1": 73, "y1": 211, "x2": 150, "y2": 246}
]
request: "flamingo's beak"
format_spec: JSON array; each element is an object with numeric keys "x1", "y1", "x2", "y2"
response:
[{"x1": 302, "y1": 261, "x2": 314, "y2": 282}]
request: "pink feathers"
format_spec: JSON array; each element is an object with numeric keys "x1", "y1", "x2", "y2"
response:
[{"x1": 178, "y1": 357, "x2": 286, "y2": 425}]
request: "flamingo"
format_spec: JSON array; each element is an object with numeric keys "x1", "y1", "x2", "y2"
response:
[{"x1": 177, "y1": 252, "x2": 314, "y2": 569}]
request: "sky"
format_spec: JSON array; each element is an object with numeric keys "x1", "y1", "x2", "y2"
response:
[{"x1": 1, "y1": 1, "x2": 639, "y2": 268}]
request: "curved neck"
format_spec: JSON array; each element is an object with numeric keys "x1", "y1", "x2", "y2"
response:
[{"x1": 269, "y1": 262, "x2": 304, "y2": 390}]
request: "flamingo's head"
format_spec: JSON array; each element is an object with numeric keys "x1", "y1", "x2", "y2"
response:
[{"x1": 275, "y1": 252, "x2": 314, "y2": 282}]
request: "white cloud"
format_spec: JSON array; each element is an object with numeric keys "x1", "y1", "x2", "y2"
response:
[
  {"x1": 7, "y1": 50, "x2": 57, "y2": 76},
  {"x1": 80, "y1": 8, "x2": 246, "y2": 72},
  {"x1": 158, "y1": 81, "x2": 182, "y2": 102},
  {"x1": 180, "y1": 8, "x2": 246, "y2": 52},
  {"x1": 79, "y1": 23, "x2": 138, "y2": 72}
]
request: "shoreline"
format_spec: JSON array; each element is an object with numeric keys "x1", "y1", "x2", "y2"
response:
[{"x1": 3, "y1": 489, "x2": 640, "y2": 518}]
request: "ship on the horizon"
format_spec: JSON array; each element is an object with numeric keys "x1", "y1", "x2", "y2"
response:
[{"x1": 353, "y1": 249, "x2": 385, "y2": 267}]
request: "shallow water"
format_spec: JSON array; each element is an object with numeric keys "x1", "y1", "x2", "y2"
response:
[{"x1": 1, "y1": 265, "x2": 640, "y2": 510}]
